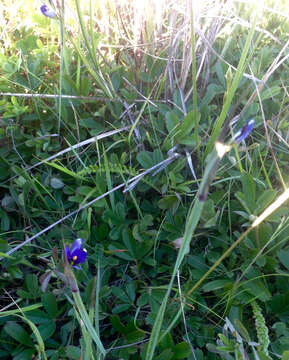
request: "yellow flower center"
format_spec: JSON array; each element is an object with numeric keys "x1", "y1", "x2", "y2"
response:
[{"x1": 73, "y1": 255, "x2": 77, "y2": 261}]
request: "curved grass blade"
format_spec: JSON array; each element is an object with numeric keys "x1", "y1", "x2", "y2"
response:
[{"x1": 205, "y1": 15, "x2": 258, "y2": 157}]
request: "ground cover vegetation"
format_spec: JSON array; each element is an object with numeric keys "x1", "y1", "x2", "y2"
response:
[{"x1": 0, "y1": 0, "x2": 289, "y2": 359}]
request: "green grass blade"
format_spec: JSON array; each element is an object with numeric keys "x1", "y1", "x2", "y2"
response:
[
  {"x1": 205, "y1": 15, "x2": 257, "y2": 157},
  {"x1": 190, "y1": 2, "x2": 199, "y2": 143},
  {"x1": 103, "y1": 145, "x2": 115, "y2": 210},
  {"x1": 74, "y1": 307, "x2": 94, "y2": 360},
  {"x1": 0, "y1": 303, "x2": 42, "y2": 317},
  {"x1": 145, "y1": 191, "x2": 205, "y2": 360},
  {"x1": 68, "y1": 33, "x2": 112, "y2": 98},
  {"x1": 74, "y1": 0, "x2": 97, "y2": 66},
  {"x1": 14, "y1": 314, "x2": 47, "y2": 360},
  {"x1": 73, "y1": 290, "x2": 106, "y2": 356}
]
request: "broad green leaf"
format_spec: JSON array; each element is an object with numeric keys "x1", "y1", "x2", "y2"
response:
[
  {"x1": 126, "y1": 282, "x2": 136, "y2": 303},
  {"x1": 50, "y1": 177, "x2": 64, "y2": 189},
  {"x1": 202, "y1": 279, "x2": 233, "y2": 292},
  {"x1": 244, "y1": 280, "x2": 271, "y2": 302},
  {"x1": 38, "y1": 321, "x2": 56, "y2": 341},
  {"x1": 177, "y1": 111, "x2": 201, "y2": 140},
  {"x1": 13, "y1": 349, "x2": 35, "y2": 360},
  {"x1": 76, "y1": 186, "x2": 94, "y2": 196},
  {"x1": 42, "y1": 293, "x2": 58, "y2": 318},
  {"x1": 158, "y1": 195, "x2": 180, "y2": 214},
  {"x1": 160, "y1": 333, "x2": 174, "y2": 350},
  {"x1": 66, "y1": 346, "x2": 81, "y2": 360},
  {"x1": 108, "y1": 244, "x2": 133, "y2": 260},
  {"x1": 165, "y1": 111, "x2": 180, "y2": 133},
  {"x1": 172, "y1": 342, "x2": 191, "y2": 359},
  {"x1": 241, "y1": 174, "x2": 256, "y2": 213},
  {"x1": 110, "y1": 315, "x2": 126, "y2": 334},
  {"x1": 200, "y1": 84, "x2": 223, "y2": 107},
  {"x1": 79, "y1": 117, "x2": 103, "y2": 129},
  {"x1": 16, "y1": 34, "x2": 38, "y2": 54},
  {"x1": 1, "y1": 211, "x2": 10, "y2": 231},
  {"x1": 4, "y1": 321, "x2": 33, "y2": 346},
  {"x1": 137, "y1": 151, "x2": 154, "y2": 169},
  {"x1": 25, "y1": 274, "x2": 40, "y2": 298},
  {"x1": 122, "y1": 229, "x2": 137, "y2": 258},
  {"x1": 277, "y1": 249, "x2": 289, "y2": 271},
  {"x1": 215, "y1": 62, "x2": 226, "y2": 87},
  {"x1": 234, "y1": 319, "x2": 251, "y2": 342},
  {"x1": 154, "y1": 349, "x2": 174, "y2": 360},
  {"x1": 112, "y1": 286, "x2": 130, "y2": 303},
  {"x1": 137, "y1": 293, "x2": 149, "y2": 307},
  {"x1": 255, "y1": 189, "x2": 277, "y2": 214},
  {"x1": 112, "y1": 303, "x2": 131, "y2": 314},
  {"x1": 260, "y1": 86, "x2": 280, "y2": 101}
]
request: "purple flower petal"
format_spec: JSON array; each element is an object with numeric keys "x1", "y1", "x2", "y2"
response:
[
  {"x1": 70, "y1": 238, "x2": 83, "y2": 254},
  {"x1": 64, "y1": 238, "x2": 87, "y2": 268},
  {"x1": 71, "y1": 248, "x2": 87, "y2": 265},
  {"x1": 40, "y1": 4, "x2": 57, "y2": 19},
  {"x1": 233, "y1": 119, "x2": 255, "y2": 143},
  {"x1": 65, "y1": 245, "x2": 72, "y2": 262}
]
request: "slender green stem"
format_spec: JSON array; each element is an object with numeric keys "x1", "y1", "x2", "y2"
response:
[
  {"x1": 190, "y1": 1, "x2": 198, "y2": 143},
  {"x1": 73, "y1": 290, "x2": 106, "y2": 356},
  {"x1": 258, "y1": 147, "x2": 272, "y2": 189},
  {"x1": 58, "y1": 0, "x2": 64, "y2": 134},
  {"x1": 186, "y1": 227, "x2": 251, "y2": 297},
  {"x1": 205, "y1": 15, "x2": 257, "y2": 157}
]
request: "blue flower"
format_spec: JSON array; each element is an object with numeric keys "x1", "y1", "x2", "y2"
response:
[
  {"x1": 65, "y1": 238, "x2": 87, "y2": 269},
  {"x1": 40, "y1": 4, "x2": 57, "y2": 19},
  {"x1": 233, "y1": 119, "x2": 255, "y2": 143}
]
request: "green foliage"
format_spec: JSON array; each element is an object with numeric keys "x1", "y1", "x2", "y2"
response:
[{"x1": 0, "y1": 0, "x2": 289, "y2": 359}]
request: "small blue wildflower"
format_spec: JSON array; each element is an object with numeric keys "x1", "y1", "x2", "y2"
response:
[
  {"x1": 233, "y1": 119, "x2": 255, "y2": 143},
  {"x1": 65, "y1": 238, "x2": 87, "y2": 269},
  {"x1": 40, "y1": 4, "x2": 57, "y2": 19}
]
